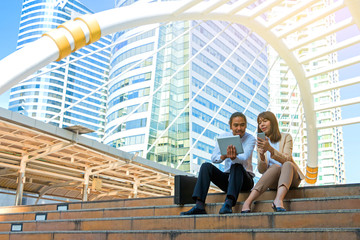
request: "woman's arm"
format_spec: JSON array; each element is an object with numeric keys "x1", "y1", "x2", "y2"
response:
[
  {"x1": 257, "y1": 148, "x2": 268, "y2": 173},
  {"x1": 271, "y1": 133, "x2": 293, "y2": 164}
]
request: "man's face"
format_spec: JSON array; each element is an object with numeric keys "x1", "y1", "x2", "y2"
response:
[{"x1": 230, "y1": 116, "x2": 246, "y2": 137}]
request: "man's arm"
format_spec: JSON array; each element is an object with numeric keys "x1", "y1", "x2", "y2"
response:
[{"x1": 211, "y1": 138, "x2": 225, "y2": 164}]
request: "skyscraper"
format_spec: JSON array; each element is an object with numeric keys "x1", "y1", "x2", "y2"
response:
[
  {"x1": 268, "y1": 45, "x2": 308, "y2": 182},
  {"x1": 9, "y1": 0, "x2": 111, "y2": 140},
  {"x1": 267, "y1": 0, "x2": 345, "y2": 185},
  {"x1": 104, "y1": 0, "x2": 269, "y2": 173}
]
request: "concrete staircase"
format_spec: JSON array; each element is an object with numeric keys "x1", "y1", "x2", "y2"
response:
[{"x1": 0, "y1": 184, "x2": 359, "y2": 239}]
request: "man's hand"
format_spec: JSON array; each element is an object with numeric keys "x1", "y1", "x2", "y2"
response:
[
  {"x1": 226, "y1": 145, "x2": 237, "y2": 160},
  {"x1": 220, "y1": 145, "x2": 237, "y2": 160}
]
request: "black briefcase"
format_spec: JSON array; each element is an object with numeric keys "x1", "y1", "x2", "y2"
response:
[{"x1": 174, "y1": 175, "x2": 197, "y2": 205}]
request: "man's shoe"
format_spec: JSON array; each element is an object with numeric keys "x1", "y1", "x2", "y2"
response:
[
  {"x1": 219, "y1": 203, "x2": 232, "y2": 214},
  {"x1": 180, "y1": 206, "x2": 207, "y2": 215}
]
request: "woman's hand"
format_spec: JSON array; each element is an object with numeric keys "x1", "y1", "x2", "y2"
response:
[
  {"x1": 257, "y1": 137, "x2": 272, "y2": 154},
  {"x1": 258, "y1": 147, "x2": 265, "y2": 155}
]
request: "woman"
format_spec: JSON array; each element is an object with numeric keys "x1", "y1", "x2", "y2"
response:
[{"x1": 241, "y1": 111, "x2": 304, "y2": 213}]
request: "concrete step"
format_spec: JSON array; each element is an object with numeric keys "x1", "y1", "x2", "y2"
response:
[
  {"x1": 0, "y1": 195, "x2": 358, "y2": 222},
  {"x1": 249, "y1": 195, "x2": 360, "y2": 212},
  {"x1": 0, "y1": 184, "x2": 358, "y2": 240},
  {"x1": 1, "y1": 228, "x2": 359, "y2": 240},
  {"x1": 1, "y1": 209, "x2": 359, "y2": 232},
  {"x1": 0, "y1": 183, "x2": 358, "y2": 214}
]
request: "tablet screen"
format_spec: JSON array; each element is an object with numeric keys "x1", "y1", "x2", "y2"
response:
[{"x1": 216, "y1": 135, "x2": 244, "y2": 156}]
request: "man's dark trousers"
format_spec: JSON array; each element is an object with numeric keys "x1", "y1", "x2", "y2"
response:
[{"x1": 192, "y1": 162, "x2": 254, "y2": 206}]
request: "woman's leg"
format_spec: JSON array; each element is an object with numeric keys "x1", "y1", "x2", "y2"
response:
[
  {"x1": 273, "y1": 161, "x2": 301, "y2": 208},
  {"x1": 241, "y1": 189, "x2": 261, "y2": 211},
  {"x1": 241, "y1": 164, "x2": 281, "y2": 211}
]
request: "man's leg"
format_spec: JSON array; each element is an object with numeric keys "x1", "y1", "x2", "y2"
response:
[
  {"x1": 220, "y1": 164, "x2": 253, "y2": 214},
  {"x1": 181, "y1": 162, "x2": 228, "y2": 215},
  {"x1": 192, "y1": 162, "x2": 229, "y2": 202},
  {"x1": 226, "y1": 163, "x2": 253, "y2": 205}
]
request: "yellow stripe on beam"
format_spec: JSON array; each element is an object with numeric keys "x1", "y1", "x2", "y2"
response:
[
  {"x1": 306, "y1": 171, "x2": 318, "y2": 179},
  {"x1": 305, "y1": 177, "x2": 317, "y2": 184},
  {"x1": 306, "y1": 165, "x2": 318, "y2": 173},
  {"x1": 305, "y1": 164, "x2": 318, "y2": 184},
  {"x1": 42, "y1": 14, "x2": 100, "y2": 62},
  {"x1": 42, "y1": 29, "x2": 71, "y2": 61},
  {"x1": 75, "y1": 15, "x2": 101, "y2": 44},
  {"x1": 58, "y1": 21, "x2": 86, "y2": 51}
]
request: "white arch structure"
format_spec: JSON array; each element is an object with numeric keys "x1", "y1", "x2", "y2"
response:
[{"x1": 0, "y1": 0, "x2": 360, "y2": 184}]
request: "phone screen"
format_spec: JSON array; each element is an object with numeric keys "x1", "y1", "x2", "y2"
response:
[{"x1": 257, "y1": 132, "x2": 266, "y2": 140}]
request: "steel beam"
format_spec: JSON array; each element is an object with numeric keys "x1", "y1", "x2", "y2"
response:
[
  {"x1": 317, "y1": 117, "x2": 360, "y2": 130},
  {"x1": 312, "y1": 76, "x2": 360, "y2": 95},
  {"x1": 15, "y1": 155, "x2": 29, "y2": 206},
  {"x1": 314, "y1": 97, "x2": 360, "y2": 112}
]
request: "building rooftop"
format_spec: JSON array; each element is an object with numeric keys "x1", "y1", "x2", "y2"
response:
[{"x1": 0, "y1": 107, "x2": 189, "y2": 203}]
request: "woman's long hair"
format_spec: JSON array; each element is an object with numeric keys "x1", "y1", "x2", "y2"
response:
[{"x1": 257, "y1": 111, "x2": 281, "y2": 143}]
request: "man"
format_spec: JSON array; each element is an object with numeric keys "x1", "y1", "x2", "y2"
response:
[{"x1": 181, "y1": 112, "x2": 256, "y2": 215}]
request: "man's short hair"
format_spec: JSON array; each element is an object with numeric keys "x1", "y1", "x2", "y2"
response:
[{"x1": 229, "y1": 112, "x2": 247, "y2": 126}]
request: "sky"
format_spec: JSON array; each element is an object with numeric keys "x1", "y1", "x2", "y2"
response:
[{"x1": 0, "y1": 0, "x2": 359, "y2": 183}]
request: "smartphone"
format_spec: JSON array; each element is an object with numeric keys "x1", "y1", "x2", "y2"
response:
[{"x1": 257, "y1": 132, "x2": 266, "y2": 140}]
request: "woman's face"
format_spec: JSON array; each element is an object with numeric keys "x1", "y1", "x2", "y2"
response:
[{"x1": 258, "y1": 117, "x2": 271, "y2": 136}]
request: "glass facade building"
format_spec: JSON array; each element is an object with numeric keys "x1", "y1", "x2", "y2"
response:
[
  {"x1": 268, "y1": 0, "x2": 345, "y2": 185},
  {"x1": 10, "y1": 0, "x2": 270, "y2": 175},
  {"x1": 105, "y1": 0, "x2": 269, "y2": 173},
  {"x1": 268, "y1": 45, "x2": 308, "y2": 183},
  {"x1": 9, "y1": 0, "x2": 111, "y2": 140}
]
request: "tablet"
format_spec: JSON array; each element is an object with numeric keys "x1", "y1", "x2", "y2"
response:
[{"x1": 217, "y1": 135, "x2": 244, "y2": 156}]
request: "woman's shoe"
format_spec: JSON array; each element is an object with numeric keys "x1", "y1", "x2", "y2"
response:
[
  {"x1": 271, "y1": 202, "x2": 286, "y2": 212},
  {"x1": 241, "y1": 209, "x2": 251, "y2": 213}
]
